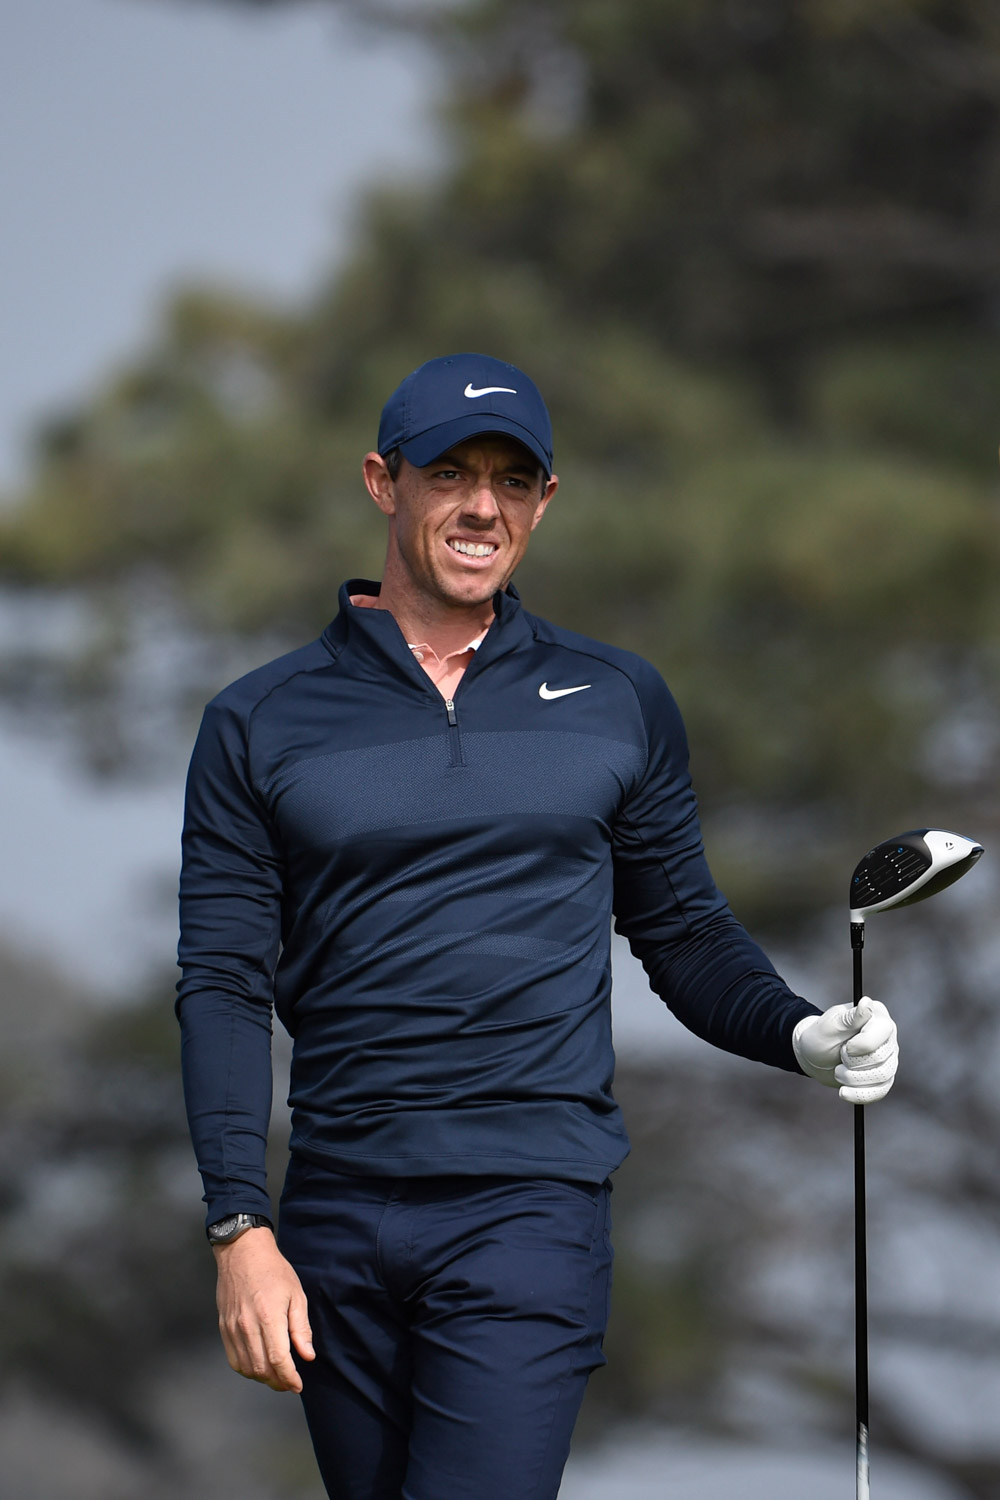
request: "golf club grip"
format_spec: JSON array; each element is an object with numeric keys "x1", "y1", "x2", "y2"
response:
[{"x1": 853, "y1": 934, "x2": 870, "y2": 1500}]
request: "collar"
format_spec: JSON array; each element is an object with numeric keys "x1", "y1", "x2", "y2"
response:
[
  {"x1": 347, "y1": 592, "x2": 487, "y2": 659},
  {"x1": 322, "y1": 580, "x2": 531, "y2": 678}
]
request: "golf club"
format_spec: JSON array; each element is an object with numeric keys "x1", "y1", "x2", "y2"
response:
[{"x1": 848, "y1": 828, "x2": 984, "y2": 1500}]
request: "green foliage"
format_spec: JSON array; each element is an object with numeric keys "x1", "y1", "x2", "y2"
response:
[{"x1": 814, "y1": 332, "x2": 1000, "y2": 478}]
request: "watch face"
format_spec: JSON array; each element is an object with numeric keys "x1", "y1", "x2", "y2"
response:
[{"x1": 208, "y1": 1214, "x2": 243, "y2": 1242}]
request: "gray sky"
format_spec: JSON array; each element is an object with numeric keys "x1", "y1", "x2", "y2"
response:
[{"x1": 0, "y1": 0, "x2": 435, "y2": 488}]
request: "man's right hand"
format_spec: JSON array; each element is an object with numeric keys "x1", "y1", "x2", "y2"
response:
[{"x1": 213, "y1": 1227, "x2": 315, "y2": 1392}]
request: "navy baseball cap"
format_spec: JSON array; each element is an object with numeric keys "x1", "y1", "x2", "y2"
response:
[{"x1": 377, "y1": 353, "x2": 553, "y2": 476}]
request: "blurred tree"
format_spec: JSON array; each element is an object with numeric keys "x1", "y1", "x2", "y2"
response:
[
  {"x1": 175, "y1": 0, "x2": 1000, "y2": 399},
  {"x1": 0, "y1": 944, "x2": 324, "y2": 1498},
  {"x1": 3, "y1": 0, "x2": 998, "y2": 921},
  {"x1": 3, "y1": 4, "x2": 1000, "y2": 1489}
]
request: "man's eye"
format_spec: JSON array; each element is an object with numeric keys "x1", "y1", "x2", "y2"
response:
[{"x1": 435, "y1": 469, "x2": 461, "y2": 480}]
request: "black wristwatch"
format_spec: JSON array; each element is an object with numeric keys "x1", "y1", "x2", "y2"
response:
[{"x1": 206, "y1": 1212, "x2": 273, "y2": 1245}]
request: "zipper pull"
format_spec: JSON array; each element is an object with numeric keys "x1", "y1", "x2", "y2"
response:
[{"x1": 445, "y1": 698, "x2": 457, "y2": 726}]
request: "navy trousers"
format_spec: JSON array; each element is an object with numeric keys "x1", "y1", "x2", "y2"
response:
[{"x1": 277, "y1": 1157, "x2": 613, "y2": 1500}]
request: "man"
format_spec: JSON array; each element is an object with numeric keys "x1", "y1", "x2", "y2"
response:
[{"x1": 177, "y1": 352, "x2": 898, "y2": 1500}]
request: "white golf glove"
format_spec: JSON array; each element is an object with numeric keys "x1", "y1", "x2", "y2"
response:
[{"x1": 792, "y1": 998, "x2": 898, "y2": 1104}]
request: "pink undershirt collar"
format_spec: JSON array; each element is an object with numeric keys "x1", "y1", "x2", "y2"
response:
[{"x1": 349, "y1": 593, "x2": 488, "y2": 699}]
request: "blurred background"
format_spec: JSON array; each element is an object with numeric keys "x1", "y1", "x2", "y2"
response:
[{"x1": 1, "y1": 1, "x2": 999, "y2": 1496}]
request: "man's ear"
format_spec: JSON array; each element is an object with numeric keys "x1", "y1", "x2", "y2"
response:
[
  {"x1": 530, "y1": 472, "x2": 558, "y2": 532},
  {"x1": 363, "y1": 452, "x2": 396, "y2": 517}
]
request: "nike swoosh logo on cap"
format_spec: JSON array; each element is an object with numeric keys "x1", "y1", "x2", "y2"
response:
[
  {"x1": 539, "y1": 682, "x2": 591, "y2": 700},
  {"x1": 464, "y1": 383, "x2": 517, "y2": 398}
]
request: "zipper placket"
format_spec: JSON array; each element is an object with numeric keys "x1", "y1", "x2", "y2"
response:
[{"x1": 444, "y1": 698, "x2": 465, "y2": 767}]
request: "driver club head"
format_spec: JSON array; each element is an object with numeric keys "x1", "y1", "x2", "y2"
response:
[{"x1": 850, "y1": 828, "x2": 984, "y2": 921}]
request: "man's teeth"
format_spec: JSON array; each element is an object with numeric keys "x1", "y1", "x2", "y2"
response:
[{"x1": 449, "y1": 540, "x2": 497, "y2": 557}]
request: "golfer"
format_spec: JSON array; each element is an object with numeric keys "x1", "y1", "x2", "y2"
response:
[{"x1": 177, "y1": 352, "x2": 898, "y2": 1500}]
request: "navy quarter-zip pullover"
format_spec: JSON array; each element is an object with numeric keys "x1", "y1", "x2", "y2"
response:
[{"x1": 177, "y1": 581, "x2": 820, "y2": 1224}]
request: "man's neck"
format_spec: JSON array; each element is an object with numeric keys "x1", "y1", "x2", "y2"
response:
[{"x1": 371, "y1": 581, "x2": 495, "y2": 656}]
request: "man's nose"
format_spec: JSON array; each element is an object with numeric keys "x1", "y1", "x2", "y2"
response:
[{"x1": 464, "y1": 478, "x2": 501, "y2": 522}]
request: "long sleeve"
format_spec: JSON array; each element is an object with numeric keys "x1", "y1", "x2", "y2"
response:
[
  {"x1": 612, "y1": 662, "x2": 820, "y2": 1070},
  {"x1": 176, "y1": 698, "x2": 283, "y2": 1225}
]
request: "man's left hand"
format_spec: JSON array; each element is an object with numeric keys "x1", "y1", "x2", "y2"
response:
[{"x1": 792, "y1": 998, "x2": 899, "y2": 1103}]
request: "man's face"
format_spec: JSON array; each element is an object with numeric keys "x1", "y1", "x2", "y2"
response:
[{"x1": 364, "y1": 435, "x2": 558, "y2": 612}]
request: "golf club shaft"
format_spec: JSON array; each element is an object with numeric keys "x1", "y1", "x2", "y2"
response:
[
  {"x1": 847, "y1": 828, "x2": 983, "y2": 1499},
  {"x1": 852, "y1": 923, "x2": 869, "y2": 1500}
]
